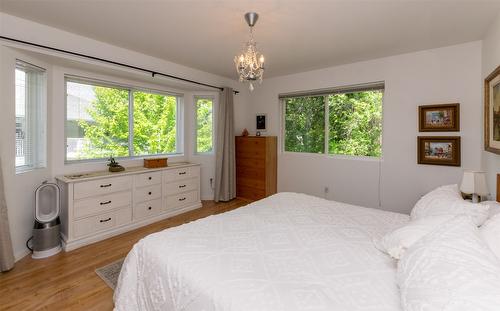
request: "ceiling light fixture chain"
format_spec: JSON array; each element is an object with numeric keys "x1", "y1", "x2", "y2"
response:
[{"x1": 234, "y1": 12, "x2": 265, "y2": 91}]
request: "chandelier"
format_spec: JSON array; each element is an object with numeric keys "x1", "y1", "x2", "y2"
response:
[{"x1": 234, "y1": 12, "x2": 265, "y2": 91}]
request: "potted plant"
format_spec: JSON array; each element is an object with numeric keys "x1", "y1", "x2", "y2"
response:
[{"x1": 107, "y1": 157, "x2": 125, "y2": 172}]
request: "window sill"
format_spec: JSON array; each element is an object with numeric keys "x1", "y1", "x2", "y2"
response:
[
  {"x1": 64, "y1": 153, "x2": 185, "y2": 165},
  {"x1": 281, "y1": 151, "x2": 383, "y2": 162},
  {"x1": 15, "y1": 166, "x2": 46, "y2": 175}
]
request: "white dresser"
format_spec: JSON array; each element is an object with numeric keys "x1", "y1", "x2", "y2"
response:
[{"x1": 56, "y1": 163, "x2": 201, "y2": 251}]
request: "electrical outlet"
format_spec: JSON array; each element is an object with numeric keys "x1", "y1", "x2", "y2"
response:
[
  {"x1": 324, "y1": 186, "x2": 329, "y2": 194},
  {"x1": 209, "y1": 178, "x2": 214, "y2": 189}
]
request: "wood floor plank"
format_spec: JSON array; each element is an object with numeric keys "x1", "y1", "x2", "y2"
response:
[{"x1": 0, "y1": 199, "x2": 250, "y2": 311}]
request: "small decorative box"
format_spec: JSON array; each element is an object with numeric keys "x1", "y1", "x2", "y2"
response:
[{"x1": 144, "y1": 157, "x2": 168, "y2": 168}]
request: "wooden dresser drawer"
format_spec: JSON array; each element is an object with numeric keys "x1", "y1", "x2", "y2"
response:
[
  {"x1": 165, "y1": 178, "x2": 199, "y2": 196},
  {"x1": 237, "y1": 177, "x2": 265, "y2": 190},
  {"x1": 164, "y1": 166, "x2": 200, "y2": 183},
  {"x1": 74, "y1": 176, "x2": 132, "y2": 200},
  {"x1": 134, "y1": 171, "x2": 162, "y2": 188},
  {"x1": 74, "y1": 207, "x2": 132, "y2": 238},
  {"x1": 166, "y1": 190, "x2": 198, "y2": 211},
  {"x1": 133, "y1": 199, "x2": 162, "y2": 221},
  {"x1": 237, "y1": 185, "x2": 266, "y2": 201},
  {"x1": 134, "y1": 184, "x2": 162, "y2": 203},
  {"x1": 74, "y1": 191, "x2": 132, "y2": 219}
]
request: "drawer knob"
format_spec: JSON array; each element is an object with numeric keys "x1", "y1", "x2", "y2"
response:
[
  {"x1": 148, "y1": 192, "x2": 152, "y2": 195},
  {"x1": 148, "y1": 177, "x2": 152, "y2": 180},
  {"x1": 179, "y1": 197, "x2": 186, "y2": 201},
  {"x1": 179, "y1": 184, "x2": 186, "y2": 188},
  {"x1": 148, "y1": 206, "x2": 152, "y2": 210},
  {"x1": 100, "y1": 200, "x2": 112, "y2": 205},
  {"x1": 100, "y1": 184, "x2": 112, "y2": 188},
  {"x1": 99, "y1": 217, "x2": 112, "y2": 223},
  {"x1": 179, "y1": 172, "x2": 186, "y2": 175}
]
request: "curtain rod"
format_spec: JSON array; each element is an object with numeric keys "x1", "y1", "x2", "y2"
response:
[{"x1": 0, "y1": 35, "x2": 239, "y2": 94}]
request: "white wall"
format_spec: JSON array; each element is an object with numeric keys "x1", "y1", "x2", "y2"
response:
[
  {"x1": 242, "y1": 42, "x2": 483, "y2": 214},
  {"x1": 482, "y1": 12, "x2": 500, "y2": 200},
  {"x1": 0, "y1": 12, "x2": 249, "y2": 260},
  {"x1": 0, "y1": 47, "x2": 54, "y2": 261}
]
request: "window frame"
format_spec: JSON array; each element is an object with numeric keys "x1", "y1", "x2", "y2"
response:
[
  {"x1": 15, "y1": 59, "x2": 47, "y2": 174},
  {"x1": 193, "y1": 95, "x2": 215, "y2": 155},
  {"x1": 280, "y1": 82, "x2": 384, "y2": 160},
  {"x1": 64, "y1": 75, "x2": 184, "y2": 163}
]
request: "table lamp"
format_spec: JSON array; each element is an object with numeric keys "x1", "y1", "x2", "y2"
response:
[{"x1": 460, "y1": 171, "x2": 489, "y2": 203}]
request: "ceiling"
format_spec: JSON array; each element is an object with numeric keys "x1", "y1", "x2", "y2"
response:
[{"x1": 1, "y1": 0, "x2": 500, "y2": 79}]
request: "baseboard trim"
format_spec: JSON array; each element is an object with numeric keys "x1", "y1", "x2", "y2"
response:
[{"x1": 14, "y1": 249, "x2": 31, "y2": 262}]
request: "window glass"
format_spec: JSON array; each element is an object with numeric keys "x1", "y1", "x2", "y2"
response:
[
  {"x1": 65, "y1": 78, "x2": 182, "y2": 161},
  {"x1": 15, "y1": 61, "x2": 46, "y2": 172},
  {"x1": 66, "y1": 81, "x2": 129, "y2": 160},
  {"x1": 282, "y1": 86, "x2": 383, "y2": 158},
  {"x1": 284, "y1": 96, "x2": 325, "y2": 153},
  {"x1": 133, "y1": 90, "x2": 177, "y2": 156},
  {"x1": 195, "y1": 97, "x2": 213, "y2": 153},
  {"x1": 328, "y1": 91, "x2": 383, "y2": 157}
]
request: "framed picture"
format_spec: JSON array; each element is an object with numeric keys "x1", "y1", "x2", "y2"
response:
[
  {"x1": 485, "y1": 65, "x2": 500, "y2": 154},
  {"x1": 256, "y1": 114, "x2": 267, "y2": 131},
  {"x1": 417, "y1": 136, "x2": 461, "y2": 166},
  {"x1": 418, "y1": 103, "x2": 460, "y2": 132}
]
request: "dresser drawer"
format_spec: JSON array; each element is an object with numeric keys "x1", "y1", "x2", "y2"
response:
[
  {"x1": 74, "y1": 207, "x2": 132, "y2": 238},
  {"x1": 164, "y1": 166, "x2": 200, "y2": 182},
  {"x1": 166, "y1": 190, "x2": 199, "y2": 211},
  {"x1": 133, "y1": 199, "x2": 163, "y2": 221},
  {"x1": 74, "y1": 176, "x2": 132, "y2": 200},
  {"x1": 134, "y1": 184, "x2": 162, "y2": 203},
  {"x1": 134, "y1": 171, "x2": 162, "y2": 188},
  {"x1": 74, "y1": 191, "x2": 132, "y2": 219},
  {"x1": 237, "y1": 185, "x2": 266, "y2": 201},
  {"x1": 164, "y1": 177, "x2": 199, "y2": 196}
]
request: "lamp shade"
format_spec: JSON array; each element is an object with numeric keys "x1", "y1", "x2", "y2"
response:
[{"x1": 460, "y1": 171, "x2": 489, "y2": 196}]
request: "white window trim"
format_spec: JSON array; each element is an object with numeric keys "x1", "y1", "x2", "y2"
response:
[
  {"x1": 64, "y1": 75, "x2": 185, "y2": 164},
  {"x1": 280, "y1": 82, "x2": 385, "y2": 160},
  {"x1": 193, "y1": 95, "x2": 215, "y2": 155}
]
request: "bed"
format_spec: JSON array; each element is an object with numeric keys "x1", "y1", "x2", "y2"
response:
[{"x1": 114, "y1": 192, "x2": 409, "y2": 311}]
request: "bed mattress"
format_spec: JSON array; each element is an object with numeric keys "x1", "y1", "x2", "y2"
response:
[{"x1": 114, "y1": 192, "x2": 409, "y2": 311}]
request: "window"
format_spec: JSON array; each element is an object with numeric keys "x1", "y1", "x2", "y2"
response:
[
  {"x1": 284, "y1": 96, "x2": 325, "y2": 153},
  {"x1": 15, "y1": 60, "x2": 47, "y2": 172},
  {"x1": 65, "y1": 77, "x2": 182, "y2": 161},
  {"x1": 195, "y1": 97, "x2": 214, "y2": 153},
  {"x1": 282, "y1": 83, "x2": 383, "y2": 157}
]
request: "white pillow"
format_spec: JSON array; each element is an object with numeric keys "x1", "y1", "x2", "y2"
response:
[
  {"x1": 411, "y1": 184, "x2": 489, "y2": 226},
  {"x1": 377, "y1": 215, "x2": 453, "y2": 259},
  {"x1": 398, "y1": 215, "x2": 500, "y2": 311},
  {"x1": 481, "y1": 212, "x2": 500, "y2": 259},
  {"x1": 481, "y1": 200, "x2": 500, "y2": 219}
]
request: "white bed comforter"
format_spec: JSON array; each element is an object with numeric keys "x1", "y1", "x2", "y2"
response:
[{"x1": 114, "y1": 192, "x2": 409, "y2": 311}]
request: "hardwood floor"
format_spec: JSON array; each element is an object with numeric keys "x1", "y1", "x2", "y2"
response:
[{"x1": 0, "y1": 199, "x2": 250, "y2": 311}]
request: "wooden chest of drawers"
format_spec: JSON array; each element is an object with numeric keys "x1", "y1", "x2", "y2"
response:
[{"x1": 236, "y1": 136, "x2": 277, "y2": 200}]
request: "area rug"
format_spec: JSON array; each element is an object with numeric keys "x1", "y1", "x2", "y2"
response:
[{"x1": 95, "y1": 258, "x2": 125, "y2": 290}]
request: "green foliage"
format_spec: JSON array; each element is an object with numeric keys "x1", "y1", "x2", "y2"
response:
[
  {"x1": 284, "y1": 91, "x2": 382, "y2": 157},
  {"x1": 78, "y1": 86, "x2": 129, "y2": 159},
  {"x1": 133, "y1": 91, "x2": 177, "y2": 155},
  {"x1": 328, "y1": 91, "x2": 382, "y2": 157},
  {"x1": 77, "y1": 86, "x2": 177, "y2": 159},
  {"x1": 196, "y1": 98, "x2": 213, "y2": 153},
  {"x1": 284, "y1": 96, "x2": 325, "y2": 153}
]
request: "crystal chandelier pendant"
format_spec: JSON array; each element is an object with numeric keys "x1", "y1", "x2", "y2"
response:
[{"x1": 234, "y1": 12, "x2": 265, "y2": 92}]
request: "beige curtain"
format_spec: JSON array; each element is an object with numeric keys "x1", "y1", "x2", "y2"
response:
[
  {"x1": 0, "y1": 156, "x2": 14, "y2": 271},
  {"x1": 214, "y1": 87, "x2": 236, "y2": 202}
]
